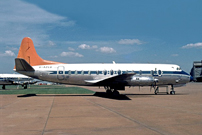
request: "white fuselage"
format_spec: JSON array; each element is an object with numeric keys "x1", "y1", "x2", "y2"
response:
[{"x1": 19, "y1": 63, "x2": 191, "y2": 88}]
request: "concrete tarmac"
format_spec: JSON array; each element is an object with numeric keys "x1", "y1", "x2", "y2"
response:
[{"x1": 0, "y1": 83, "x2": 202, "y2": 135}]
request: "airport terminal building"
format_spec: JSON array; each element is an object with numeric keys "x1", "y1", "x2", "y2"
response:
[{"x1": 190, "y1": 60, "x2": 202, "y2": 82}]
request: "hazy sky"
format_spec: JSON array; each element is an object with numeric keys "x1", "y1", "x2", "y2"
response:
[{"x1": 0, "y1": 0, "x2": 202, "y2": 73}]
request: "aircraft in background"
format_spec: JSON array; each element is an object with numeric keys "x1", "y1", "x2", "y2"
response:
[
  {"x1": 14, "y1": 37, "x2": 193, "y2": 96},
  {"x1": 0, "y1": 73, "x2": 36, "y2": 89}
]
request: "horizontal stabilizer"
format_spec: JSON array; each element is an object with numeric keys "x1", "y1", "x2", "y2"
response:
[{"x1": 15, "y1": 58, "x2": 35, "y2": 71}]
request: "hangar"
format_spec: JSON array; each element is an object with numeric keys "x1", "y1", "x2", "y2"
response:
[{"x1": 190, "y1": 60, "x2": 202, "y2": 82}]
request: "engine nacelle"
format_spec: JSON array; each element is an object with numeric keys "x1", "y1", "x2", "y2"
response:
[{"x1": 129, "y1": 76, "x2": 155, "y2": 86}]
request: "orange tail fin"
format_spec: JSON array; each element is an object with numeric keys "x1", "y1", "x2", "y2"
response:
[{"x1": 17, "y1": 37, "x2": 63, "y2": 66}]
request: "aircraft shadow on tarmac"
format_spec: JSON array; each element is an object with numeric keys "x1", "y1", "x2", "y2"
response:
[
  {"x1": 17, "y1": 92, "x2": 131, "y2": 100},
  {"x1": 93, "y1": 92, "x2": 131, "y2": 100},
  {"x1": 17, "y1": 92, "x2": 187, "y2": 100}
]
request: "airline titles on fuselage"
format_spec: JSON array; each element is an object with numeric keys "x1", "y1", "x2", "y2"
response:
[{"x1": 39, "y1": 66, "x2": 53, "y2": 69}]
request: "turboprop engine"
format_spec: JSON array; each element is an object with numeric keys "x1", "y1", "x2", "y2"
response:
[{"x1": 130, "y1": 76, "x2": 156, "y2": 86}]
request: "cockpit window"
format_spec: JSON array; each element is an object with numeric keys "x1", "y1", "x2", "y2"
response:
[{"x1": 177, "y1": 67, "x2": 181, "y2": 70}]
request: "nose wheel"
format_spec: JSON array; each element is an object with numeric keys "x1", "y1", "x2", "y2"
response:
[
  {"x1": 170, "y1": 85, "x2": 175, "y2": 95},
  {"x1": 170, "y1": 91, "x2": 175, "y2": 95},
  {"x1": 154, "y1": 86, "x2": 159, "y2": 95}
]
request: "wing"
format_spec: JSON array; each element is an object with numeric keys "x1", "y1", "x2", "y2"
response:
[
  {"x1": 12, "y1": 80, "x2": 38, "y2": 85},
  {"x1": 85, "y1": 73, "x2": 136, "y2": 86}
]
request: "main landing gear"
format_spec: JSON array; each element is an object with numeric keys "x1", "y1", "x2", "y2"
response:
[
  {"x1": 154, "y1": 85, "x2": 175, "y2": 95},
  {"x1": 104, "y1": 86, "x2": 120, "y2": 97},
  {"x1": 23, "y1": 85, "x2": 27, "y2": 89},
  {"x1": 154, "y1": 86, "x2": 159, "y2": 95}
]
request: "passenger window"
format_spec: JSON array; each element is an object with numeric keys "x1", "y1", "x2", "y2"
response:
[
  {"x1": 99, "y1": 71, "x2": 102, "y2": 74},
  {"x1": 118, "y1": 70, "x2": 121, "y2": 75},
  {"x1": 139, "y1": 70, "x2": 142, "y2": 75},
  {"x1": 103, "y1": 70, "x2": 107, "y2": 75},
  {"x1": 71, "y1": 71, "x2": 75, "y2": 74},
  {"x1": 84, "y1": 71, "x2": 88, "y2": 74},
  {"x1": 77, "y1": 71, "x2": 82, "y2": 75},
  {"x1": 110, "y1": 70, "x2": 113, "y2": 75}
]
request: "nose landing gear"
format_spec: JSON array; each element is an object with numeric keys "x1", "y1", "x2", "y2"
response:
[
  {"x1": 170, "y1": 85, "x2": 175, "y2": 95},
  {"x1": 153, "y1": 85, "x2": 175, "y2": 95}
]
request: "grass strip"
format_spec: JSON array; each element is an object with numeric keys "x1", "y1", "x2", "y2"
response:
[{"x1": 0, "y1": 85, "x2": 95, "y2": 95}]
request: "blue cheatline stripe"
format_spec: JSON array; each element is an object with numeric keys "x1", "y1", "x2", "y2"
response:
[
  {"x1": 48, "y1": 70, "x2": 189, "y2": 76},
  {"x1": 49, "y1": 71, "x2": 57, "y2": 74},
  {"x1": 163, "y1": 71, "x2": 190, "y2": 76}
]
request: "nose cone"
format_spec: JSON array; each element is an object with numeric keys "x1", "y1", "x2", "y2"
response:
[{"x1": 190, "y1": 76, "x2": 194, "y2": 82}]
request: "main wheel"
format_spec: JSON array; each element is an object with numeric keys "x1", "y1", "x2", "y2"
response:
[
  {"x1": 170, "y1": 91, "x2": 175, "y2": 95},
  {"x1": 106, "y1": 89, "x2": 113, "y2": 96},
  {"x1": 113, "y1": 90, "x2": 120, "y2": 97},
  {"x1": 24, "y1": 85, "x2": 27, "y2": 89}
]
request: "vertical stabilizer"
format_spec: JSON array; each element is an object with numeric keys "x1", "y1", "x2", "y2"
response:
[{"x1": 17, "y1": 37, "x2": 62, "y2": 66}]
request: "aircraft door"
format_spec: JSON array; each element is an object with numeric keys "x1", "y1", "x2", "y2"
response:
[
  {"x1": 158, "y1": 70, "x2": 162, "y2": 76},
  {"x1": 153, "y1": 68, "x2": 162, "y2": 76},
  {"x1": 57, "y1": 66, "x2": 65, "y2": 80}
]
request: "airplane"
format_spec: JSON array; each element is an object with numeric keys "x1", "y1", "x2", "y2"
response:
[
  {"x1": 0, "y1": 73, "x2": 36, "y2": 89},
  {"x1": 14, "y1": 37, "x2": 193, "y2": 96}
]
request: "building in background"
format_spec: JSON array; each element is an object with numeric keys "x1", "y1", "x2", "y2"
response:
[{"x1": 190, "y1": 61, "x2": 202, "y2": 82}]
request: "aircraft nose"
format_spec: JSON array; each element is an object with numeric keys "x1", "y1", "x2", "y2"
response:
[{"x1": 190, "y1": 76, "x2": 194, "y2": 82}]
